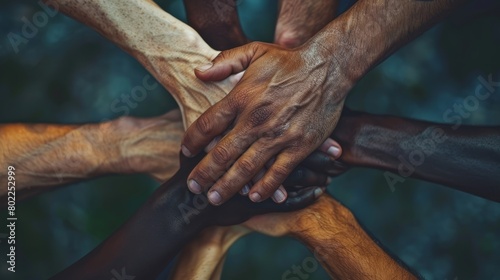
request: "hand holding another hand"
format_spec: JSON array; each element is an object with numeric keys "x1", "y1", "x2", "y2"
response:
[{"x1": 182, "y1": 41, "x2": 353, "y2": 206}]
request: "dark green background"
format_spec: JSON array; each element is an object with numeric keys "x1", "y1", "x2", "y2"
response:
[{"x1": 0, "y1": 0, "x2": 499, "y2": 279}]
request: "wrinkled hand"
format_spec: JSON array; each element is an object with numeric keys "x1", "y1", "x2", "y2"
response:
[
  {"x1": 110, "y1": 109, "x2": 184, "y2": 182},
  {"x1": 275, "y1": 0, "x2": 337, "y2": 48},
  {"x1": 182, "y1": 41, "x2": 352, "y2": 206}
]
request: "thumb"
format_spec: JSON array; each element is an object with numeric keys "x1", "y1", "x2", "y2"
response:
[{"x1": 195, "y1": 43, "x2": 259, "y2": 81}]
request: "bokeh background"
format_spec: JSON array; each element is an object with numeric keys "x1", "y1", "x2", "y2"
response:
[{"x1": 1, "y1": 0, "x2": 499, "y2": 279}]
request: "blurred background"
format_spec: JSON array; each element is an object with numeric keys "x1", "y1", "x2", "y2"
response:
[{"x1": 0, "y1": 0, "x2": 499, "y2": 279}]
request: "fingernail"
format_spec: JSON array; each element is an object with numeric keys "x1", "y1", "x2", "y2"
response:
[
  {"x1": 204, "y1": 136, "x2": 220, "y2": 153},
  {"x1": 314, "y1": 187, "x2": 324, "y2": 198},
  {"x1": 188, "y1": 179, "x2": 202, "y2": 194},
  {"x1": 272, "y1": 189, "x2": 286, "y2": 203},
  {"x1": 250, "y1": 192, "x2": 262, "y2": 202},
  {"x1": 196, "y1": 63, "x2": 213, "y2": 72},
  {"x1": 241, "y1": 184, "x2": 250, "y2": 195},
  {"x1": 327, "y1": 146, "x2": 341, "y2": 158},
  {"x1": 181, "y1": 145, "x2": 192, "y2": 157},
  {"x1": 208, "y1": 191, "x2": 222, "y2": 205}
]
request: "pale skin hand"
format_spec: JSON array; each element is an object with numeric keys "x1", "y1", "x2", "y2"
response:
[
  {"x1": 181, "y1": 0, "x2": 469, "y2": 206},
  {"x1": 0, "y1": 110, "x2": 184, "y2": 204}
]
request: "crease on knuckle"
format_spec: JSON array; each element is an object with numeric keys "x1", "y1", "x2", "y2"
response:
[
  {"x1": 247, "y1": 105, "x2": 272, "y2": 128},
  {"x1": 237, "y1": 158, "x2": 257, "y2": 178},
  {"x1": 195, "y1": 115, "x2": 214, "y2": 135},
  {"x1": 214, "y1": 180, "x2": 233, "y2": 197},
  {"x1": 195, "y1": 167, "x2": 216, "y2": 185},
  {"x1": 212, "y1": 145, "x2": 231, "y2": 165}
]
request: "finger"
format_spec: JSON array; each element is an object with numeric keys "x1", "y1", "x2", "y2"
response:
[
  {"x1": 271, "y1": 185, "x2": 288, "y2": 204},
  {"x1": 240, "y1": 184, "x2": 251, "y2": 196},
  {"x1": 252, "y1": 186, "x2": 322, "y2": 215},
  {"x1": 250, "y1": 151, "x2": 302, "y2": 202},
  {"x1": 284, "y1": 186, "x2": 325, "y2": 210},
  {"x1": 195, "y1": 43, "x2": 260, "y2": 81},
  {"x1": 318, "y1": 138, "x2": 342, "y2": 159},
  {"x1": 181, "y1": 97, "x2": 237, "y2": 158},
  {"x1": 301, "y1": 151, "x2": 348, "y2": 176},
  {"x1": 187, "y1": 128, "x2": 257, "y2": 194},
  {"x1": 283, "y1": 166, "x2": 329, "y2": 187},
  {"x1": 207, "y1": 142, "x2": 280, "y2": 205}
]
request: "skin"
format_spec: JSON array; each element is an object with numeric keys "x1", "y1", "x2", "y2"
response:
[
  {"x1": 46, "y1": 0, "x2": 341, "y2": 202},
  {"x1": 183, "y1": 0, "x2": 249, "y2": 50},
  {"x1": 332, "y1": 110, "x2": 500, "y2": 202},
  {"x1": 181, "y1": 0, "x2": 470, "y2": 206},
  {"x1": 50, "y1": 153, "x2": 325, "y2": 280},
  {"x1": 275, "y1": 0, "x2": 338, "y2": 48},
  {"x1": 170, "y1": 194, "x2": 418, "y2": 280},
  {"x1": 0, "y1": 110, "x2": 184, "y2": 204}
]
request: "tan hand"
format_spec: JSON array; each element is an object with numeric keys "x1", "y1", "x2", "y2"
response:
[{"x1": 182, "y1": 41, "x2": 351, "y2": 206}]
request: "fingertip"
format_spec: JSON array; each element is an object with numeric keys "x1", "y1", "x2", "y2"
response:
[
  {"x1": 208, "y1": 190, "x2": 223, "y2": 206},
  {"x1": 314, "y1": 187, "x2": 324, "y2": 198},
  {"x1": 181, "y1": 145, "x2": 193, "y2": 158},
  {"x1": 319, "y1": 138, "x2": 342, "y2": 159},
  {"x1": 187, "y1": 179, "x2": 202, "y2": 194},
  {"x1": 249, "y1": 192, "x2": 262, "y2": 203},
  {"x1": 271, "y1": 186, "x2": 287, "y2": 203}
]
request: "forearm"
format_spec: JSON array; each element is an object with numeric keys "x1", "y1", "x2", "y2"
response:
[
  {"x1": 310, "y1": 0, "x2": 468, "y2": 80},
  {"x1": 0, "y1": 123, "x2": 118, "y2": 202},
  {"x1": 51, "y1": 168, "x2": 204, "y2": 279},
  {"x1": 183, "y1": 0, "x2": 249, "y2": 50},
  {"x1": 291, "y1": 196, "x2": 417, "y2": 279},
  {"x1": 47, "y1": 0, "x2": 231, "y2": 127},
  {"x1": 170, "y1": 226, "x2": 249, "y2": 280},
  {"x1": 334, "y1": 112, "x2": 500, "y2": 201}
]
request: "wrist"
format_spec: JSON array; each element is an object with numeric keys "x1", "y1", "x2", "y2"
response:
[{"x1": 289, "y1": 196, "x2": 356, "y2": 244}]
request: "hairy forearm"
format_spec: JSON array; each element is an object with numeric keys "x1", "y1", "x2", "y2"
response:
[
  {"x1": 291, "y1": 196, "x2": 417, "y2": 279},
  {"x1": 334, "y1": 112, "x2": 500, "y2": 201},
  {"x1": 311, "y1": 0, "x2": 468, "y2": 80},
  {"x1": 170, "y1": 226, "x2": 249, "y2": 280},
  {"x1": 0, "y1": 123, "x2": 118, "y2": 202},
  {"x1": 47, "y1": 0, "x2": 233, "y2": 127}
]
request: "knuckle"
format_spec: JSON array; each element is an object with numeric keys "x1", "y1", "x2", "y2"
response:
[
  {"x1": 272, "y1": 164, "x2": 290, "y2": 180},
  {"x1": 258, "y1": 180, "x2": 278, "y2": 196},
  {"x1": 237, "y1": 158, "x2": 257, "y2": 177},
  {"x1": 195, "y1": 114, "x2": 214, "y2": 135},
  {"x1": 247, "y1": 105, "x2": 272, "y2": 128},
  {"x1": 211, "y1": 145, "x2": 232, "y2": 165},
  {"x1": 214, "y1": 181, "x2": 233, "y2": 197},
  {"x1": 195, "y1": 167, "x2": 216, "y2": 185}
]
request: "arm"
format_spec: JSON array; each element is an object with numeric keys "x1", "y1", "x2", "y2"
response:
[
  {"x1": 245, "y1": 194, "x2": 418, "y2": 279},
  {"x1": 45, "y1": 0, "x2": 234, "y2": 128},
  {"x1": 332, "y1": 110, "x2": 500, "y2": 201},
  {"x1": 183, "y1": 0, "x2": 249, "y2": 50},
  {"x1": 0, "y1": 110, "x2": 184, "y2": 204},
  {"x1": 169, "y1": 226, "x2": 250, "y2": 280},
  {"x1": 275, "y1": 0, "x2": 338, "y2": 48},
  {"x1": 51, "y1": 153, "x2": 323, "y2": 280},
  {"x1": 180, "y1": 0, "x2": 469, "y2": 205}
]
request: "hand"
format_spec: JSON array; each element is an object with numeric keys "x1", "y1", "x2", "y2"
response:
[
  {"x1": 182, "y1": 41, "x2": 353, "y2": 205},
  {"x1": 244, "y1": 194, "x2": 335, "y2": 237},
  {"x1": 108, "y1": 109, "x2": 184, "y2": 181},
  {"x1": 177, "y1": 153, "x2": 327, "y2": 227},
  {"x1": 275, "y1": 0, "x2": 338, "y2": 48}
]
